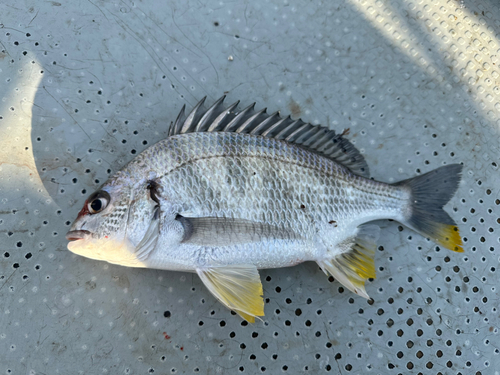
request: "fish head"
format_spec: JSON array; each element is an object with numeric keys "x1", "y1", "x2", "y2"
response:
[{"x1": 66, "y1": 178, "x2": 160, "y2": 267}]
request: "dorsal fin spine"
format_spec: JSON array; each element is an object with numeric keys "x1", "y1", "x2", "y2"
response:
[
  {"x1": 275, "y1": 116, "x2": 301, "y2": 139},
  {"x1": 181, "y1": 96, "x2": 206, "y2": 134},
  {"x1": 285, "y1": 123, "x2": 313, "y2": 143},
  {"x1": 310, "y1": 131, "x2": 335, "y2": 149},
  {"x1": 195, "y1": 95, "x2": 226, "y2": 132},
  {"x1": 297, "y1": 126, "x2": 319, "y2": 144},
  {"x1": 236, "y1": 108, "x2": 267, "y2": 134},
  {"x1": 274, "y1": 119, "x2": 302, "y2": 139},
  {"x1": 223, "y1": 103, "x2": 256, "y2": 132},
  {"x1": 169, "y1": 96, "x2": 370, "y2": 178},
  {"x1": 257, "y1": 112, "x2": 282, "y2": 137},
  {"x1": 254, "y1": 119, "x2": 286, "y2": 135},
  {"x1": 207, "y1": 100, "x2": 240, "y2": 132},
  {"x1": 302, "y1": 127, "x2": 328, "y2": 146},
  {"x1": 171, "y1": 104, "x2": 186, "y2": 136}
]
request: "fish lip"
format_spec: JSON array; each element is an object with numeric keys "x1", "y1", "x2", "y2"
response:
[{"x1": 66, "y1": 230, "x2": 91, "y2": 241}]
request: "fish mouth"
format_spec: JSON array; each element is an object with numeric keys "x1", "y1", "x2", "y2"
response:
[{"x1": 66, "y1": 230, "x2": 91, "y2": 241}]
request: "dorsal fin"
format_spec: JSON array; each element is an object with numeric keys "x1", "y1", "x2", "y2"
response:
[{"x1": 169, "y1": 96, "x2": 370, "y2": 178}]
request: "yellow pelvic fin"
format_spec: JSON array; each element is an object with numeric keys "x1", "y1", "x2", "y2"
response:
[
  {"x1": 318, "y1": 224, "x2": 379, "y2": 299},
  {"x1": 197, "y1": 264, "x2": 264, "y2": 322},
  {"x1": 434, "y1": 224, "x2": 463, "y2": 253}
]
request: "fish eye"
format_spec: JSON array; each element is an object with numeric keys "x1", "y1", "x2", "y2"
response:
[
  {"x1": 90, "y1": 198, "x2": 105, "y2": 213},
  {"x1": 87, "y1": 191, "x2": 111, "y2": 214}
]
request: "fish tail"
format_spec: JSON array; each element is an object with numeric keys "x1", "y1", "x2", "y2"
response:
[{"x1": 395, "y1": 164, "x2": 463, "y2": 252}]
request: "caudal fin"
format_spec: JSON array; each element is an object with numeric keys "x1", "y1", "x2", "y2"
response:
[{"x1": 395, "y1": 164, "x2": 463, "y2": 252}]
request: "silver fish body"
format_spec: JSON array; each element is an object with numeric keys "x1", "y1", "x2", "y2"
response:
[
  {"x1": 67, "y1": 97, "x2": 463, "y2": 322},
  {"x1": 128, "y1": 131, "x2": 404, "y2": 269}
]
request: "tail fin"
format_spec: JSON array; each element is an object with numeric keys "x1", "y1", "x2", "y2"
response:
[{"x1": 395, "y1": 164, "x2": 463, "y2": 252}]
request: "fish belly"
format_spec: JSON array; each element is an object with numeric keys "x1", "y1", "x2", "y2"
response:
[{"x1": 147, "y1": 238, "x2": 315, "y2": 271}]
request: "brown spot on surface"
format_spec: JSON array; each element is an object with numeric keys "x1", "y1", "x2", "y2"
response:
[
  {"x1": 341, "y1": 128, "x2": 350, "y2": 136},
  {"x1": 329, "y1": 220, "x2": 338, "y2": 227},
  {"x1": 300, "y1": 204, "x2": 306, "y2": 210},
  {"x1": 289, "y1": 99, "x2": 301, "y2": 118},
  {"x1": 490, "y1": 326, "x2": 494, "y2": 332}
]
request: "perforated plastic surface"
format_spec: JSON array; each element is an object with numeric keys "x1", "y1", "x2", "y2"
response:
[{"x1": 1, "y1": 0, "x2": 499, "y2": 374}]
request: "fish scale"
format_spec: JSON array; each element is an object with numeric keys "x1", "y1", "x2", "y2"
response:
[{"x1": 66, "y1": 97, "x2": 463, "y2": 322}]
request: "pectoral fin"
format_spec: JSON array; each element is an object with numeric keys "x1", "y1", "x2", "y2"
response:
[
  {"x1": 135, "y1": 207, "x2": 160, "y2": 261},
  {"x1": 197, "y1": 264, "x2": 264, "y2": 322},
  {"x1": 177, "y1": 215, "x2": 300, "y2": 247},
  {"x1": 318, "y1": 224, "x2": 380, "y2": 299}
]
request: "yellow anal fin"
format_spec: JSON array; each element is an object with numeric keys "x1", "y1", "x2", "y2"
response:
[
  {"x1": 435, "y1": 224, "x2": 463, "y2": 253},
  {"x1": 197, "y1": 264, "x2": 264, "y2": 322},
  {"x1": 318, "y1": 224, "x2": 379, "y2": 299}
]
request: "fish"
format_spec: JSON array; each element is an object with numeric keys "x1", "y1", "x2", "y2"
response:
[{"x1": 66, "y1": 96, "x2": 463, "y2": 322}]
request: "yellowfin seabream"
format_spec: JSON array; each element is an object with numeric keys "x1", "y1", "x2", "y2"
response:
[{"x1": 67, "y1": 97, "x2": 463, "y2": 322}]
